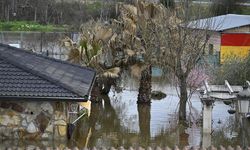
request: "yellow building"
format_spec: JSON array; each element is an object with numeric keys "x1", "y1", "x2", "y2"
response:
[
  {"x1": 220, "y1": 33, "x2": 250, "y2": 62},
  {"x1": 189, "y1": 14, "x2": 250, "y2": 63}
]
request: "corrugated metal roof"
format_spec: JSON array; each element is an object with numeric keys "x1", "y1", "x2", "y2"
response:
[
  {"x1": 0, "y1": 43, "x2": 96, "y2": 101},
  {"x1": 188, "y1": 14, "x2": 250, "y2": 31}
]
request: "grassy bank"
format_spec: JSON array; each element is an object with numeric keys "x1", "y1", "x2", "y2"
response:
[
  {"x1": 191, "y1": 3, "x2": 250, "y2": 16},
  {"x1": 0, "y1": 21, "x2": 67, "y2": 32}
]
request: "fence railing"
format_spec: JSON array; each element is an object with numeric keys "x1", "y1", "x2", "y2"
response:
[{"x1": 2, "y1": 146, "x2": 249, "y2": 150}]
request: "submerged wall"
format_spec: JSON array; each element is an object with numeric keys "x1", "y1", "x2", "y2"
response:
[{"x1": 0, "y1": 101, "x2": 68, "y2": 140}]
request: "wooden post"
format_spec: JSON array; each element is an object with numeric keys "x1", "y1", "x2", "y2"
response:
[
  {"x1": 7, "y1": 5, "x2": 10, "y2": 21},
  {"x1": 20, "y1": 32, "x2": 23, "y2": 48},
  {"x1": 34, "y1": 7, "x2": 37, "y2": 22}
]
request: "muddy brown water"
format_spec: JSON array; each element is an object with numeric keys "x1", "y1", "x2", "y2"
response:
[{"x1": 68, "y1": 78, "x2": 244, "y2": 149}]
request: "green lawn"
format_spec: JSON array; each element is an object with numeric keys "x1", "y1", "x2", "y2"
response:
[
  {"x1": 191, "y1": 3, "x2": 250, "y2": 15},
  {"x1": 241, "y1": 6, "x2": 250, "y2": 15},
  {"x1": 0, "y1": 21, "x2": 67, "y2": 32}
]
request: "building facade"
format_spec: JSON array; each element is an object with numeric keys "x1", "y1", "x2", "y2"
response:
[{"x1": 189, "y1": 14, "x2": 250, "y2": 63}]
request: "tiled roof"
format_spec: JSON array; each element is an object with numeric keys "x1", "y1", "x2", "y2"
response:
[{"x1": 0, "y1": 43, "x2": 96, "y2": 101}]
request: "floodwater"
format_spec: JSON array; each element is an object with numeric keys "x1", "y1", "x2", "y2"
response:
[
  {"x1": 69, "y1": 75, "x2": 248, "y2": 149},
  {"x1": 0, "y1": 31, "x2": 77, "y2": 60},
  {"x1": 0, "y1": 32, "x2": 249, "y2": 149}
]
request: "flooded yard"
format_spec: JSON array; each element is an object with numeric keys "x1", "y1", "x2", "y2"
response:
[
  {"x1": 0, "y1": 32, "x2": 249, "y2": 149},
  {"x1": 0, "y1": 31, "x2": 77, "y2": 60},
  {"x1": 68, "y1": 77, "x2": 244, "y2": 149}
]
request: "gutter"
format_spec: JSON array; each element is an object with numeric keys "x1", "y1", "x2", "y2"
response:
[{"x1": 0, "y1": 96, "x2": 88, "y2": 102}]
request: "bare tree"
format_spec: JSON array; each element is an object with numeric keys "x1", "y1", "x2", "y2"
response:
[{"x1": 155, "y1": 3, "x2": 212, "y2": 122}]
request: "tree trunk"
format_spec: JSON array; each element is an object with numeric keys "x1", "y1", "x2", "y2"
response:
[
  {"x1": 138, "y1": 104, "x2": 151, "y2": 146},
  {"x1": 179, "y1": 76, "x2": 188, "y2": 122},
  {"x1": 90, "y1": 77, "x2": 113, "y2": 103},
  {"x1": 137, "y1": 65, "x2": 152, "y2": 104},
  {"x1": 45, "y1": 6, "x2": 48, "y2": 24},
  {"x1": 1, "y1": 2, "x2": 4, "y2": 20},
  {"x1": 100, "y1": 78, "x2": 113, "y2": 95},
  {"x1": 6, "y1": 5, "x2": 10, "y2": 21},
  {"x1": 88, "y1": 102, "x2": 103, "y2": 147},
  {"x1": 90, "y1": 80, "x2": 102, "y2": 103}
]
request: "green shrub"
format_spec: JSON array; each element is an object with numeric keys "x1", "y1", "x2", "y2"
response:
[
  {"x1": 213, "y1": 55, "x2": 250, "y2": 85},
  {"x1": 0, "y1": 21, "x2": 66, "y2": 32}
]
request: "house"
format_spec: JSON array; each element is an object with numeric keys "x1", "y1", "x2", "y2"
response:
[
  {"x1": 188, "y1": 14, "x2": 250, "y2": 63},
  {"x1": 0, "y1": 43, "x2": 96, "y2": 140}
]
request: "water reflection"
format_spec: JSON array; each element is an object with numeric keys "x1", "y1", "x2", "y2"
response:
[
  {"x1": 69, "y1": 86, "x2": 195, "y2": 149},
  {"x1": 0, "y1": 31, "x2": 76, "y2": 60},
  {"x1": 240, "y1": 118, "x2": 250, "y2": 149},
  {"x1": 211, "y1": 116, "x2": 240, "y2": 147},
  {"x1": 69, "y1": 84, "x2": 250, "y2": 149},
  {"x1": 70, "y1": 95, "x2": 124, "y2": 148},
  {"x1": 138, "y1": 105, "x2": 151, "y2": 147}
]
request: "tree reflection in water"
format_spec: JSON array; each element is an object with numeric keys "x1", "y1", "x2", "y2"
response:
[
  {"x1": 69, "y1": 93, "x2": 191, "y2": 149},
  {"x1": 212, "y1": 116, "x2": 250, "y2": 148},
  {"x1": 70, "y1": 95, "x2": 122, "y2": 148},
  {"x1": 68, "y1": 81, "x2": 249, "y2": 149},
  {"x1": 138, "y1": 105, "x2": 151, "y2": 147}
]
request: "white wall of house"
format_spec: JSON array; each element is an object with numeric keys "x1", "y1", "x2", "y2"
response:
[
  {"x1": 207, "y1": 31, "x2": 221, "y2": 55},
  {"x1": 223, "y1": 25, "x2": 250, "y2": 33}
]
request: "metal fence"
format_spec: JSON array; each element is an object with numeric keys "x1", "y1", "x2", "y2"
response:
[
  {"x1": 0, "y1": 31, "x2": 78, "y2": 61},
  {"x1": 2, "y1": 146, "x2": 250, "y2": 150}
]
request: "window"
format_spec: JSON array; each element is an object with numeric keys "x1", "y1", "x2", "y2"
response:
[{"x1": 209, "y1": 44, "x2": 214, "y2": 55}]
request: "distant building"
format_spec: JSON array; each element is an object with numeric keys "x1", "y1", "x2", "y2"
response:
[{"x1": 188, "y1": 14, "x2": 250, "y2": 63}]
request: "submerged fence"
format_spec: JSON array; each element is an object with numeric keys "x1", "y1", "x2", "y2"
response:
[
  {"x1": 0, "y1": 31, "x2": 78, "y2": 60},
  {"x1": 2, "y1": 146, "x2": 250, "y2": 150}
]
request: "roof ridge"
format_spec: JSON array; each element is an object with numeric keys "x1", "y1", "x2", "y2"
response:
[
  {"x1": 0, "y1": 54, "x2": 83, "y2": 98},
  {"x1": 0, "y1": 43, "x2": 95, "y2": 72},
  {"x1": 188, "y1": 14, "x2": 250, "y2": 31},
  {"x1": 226, "y1": 14, "x2": 248, "y2": 16}
]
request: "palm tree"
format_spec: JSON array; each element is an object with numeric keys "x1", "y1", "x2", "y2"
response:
[
  {"x1": 113, "y1": 1, "x2": 211, "y2": 122},
  {"x1": 110, "y1": 1, "x2": 165, "y2": 104},
  {"x1": 63, "y1": 0, "x2": 211, "y2": 123},
  {"x1": 63, "y1": 20, "x2": 120, "y2": 101},
  {"x1": 64, "y1": 2, "x2": 162, "y2": 104}
]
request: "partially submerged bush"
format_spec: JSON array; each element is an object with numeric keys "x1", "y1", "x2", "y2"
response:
[{"x1": 213, "y1": 55, "x2": 250, "y2": 85}]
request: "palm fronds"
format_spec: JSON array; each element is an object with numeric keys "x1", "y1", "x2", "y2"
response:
[{"x1": 102, "y1": 67, "x2": 121, "y2": 78}]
